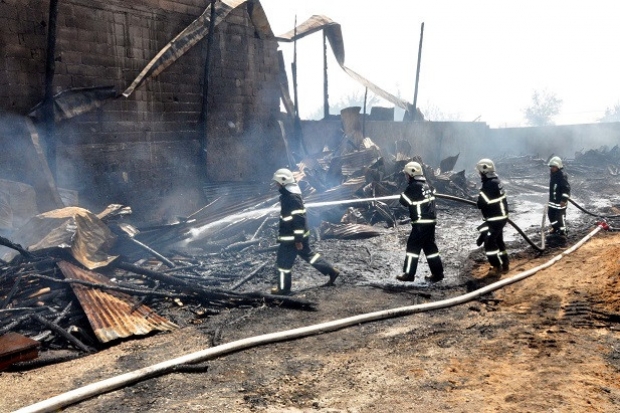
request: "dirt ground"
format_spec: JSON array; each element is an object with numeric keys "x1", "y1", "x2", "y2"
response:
[{"x1": 2, "y1": 224, "x2": 620, "y2": 412}]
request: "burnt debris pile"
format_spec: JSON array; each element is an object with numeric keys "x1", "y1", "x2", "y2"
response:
[{"x1": 0, "y1": 142, "x2": 472, "y2": 370}]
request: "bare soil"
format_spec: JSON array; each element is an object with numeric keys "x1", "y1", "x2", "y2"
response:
[{"x1": 2, "y1": 226, "x2": 620, "y2": 412}]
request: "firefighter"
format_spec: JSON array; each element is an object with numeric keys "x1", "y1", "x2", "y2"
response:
[
  {"x1": 475, "y1": 158, "x2": 509, "y2": 277},
  {"x1": 271, "y1": 168, "x2": 340, "y2": 295},
  {"x1": 547, "y1": 156, "x2": 571, "y2": 237},
  {"x1": 397, "y1": 161, "x2": 444, "y2": 283}
]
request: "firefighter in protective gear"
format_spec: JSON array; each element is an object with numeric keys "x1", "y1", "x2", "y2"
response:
[
  {"x1": 475, "y1": 159, "x2": 509, "y2": 277},
  {"x1": 397, "y1": 161, "x2": 444, "y2": 283},
  {"x1": 547, "y1": 156, "x2": 570, "y2": 236},
  {"x1": 271, "y1": 168, "x2": 340, "y2": 295}
]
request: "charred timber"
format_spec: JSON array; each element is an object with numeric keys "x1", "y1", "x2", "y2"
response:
[{"x1": 113, "y1": 261, "x2": 315, "y2": 310}]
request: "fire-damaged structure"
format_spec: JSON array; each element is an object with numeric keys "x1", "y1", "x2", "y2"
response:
[
  {"x1": 2, "y1": 0, "x2": 620, "y2": 374},
  {"x1": 3, "y1": 141, "x2": 620, "y2": 370},
  {"x1": 0, "y1": 125, "x2": 472, "y2": 367},
  {"x1": 1, "y1": 0, "x2": 285, "y2": 222}
]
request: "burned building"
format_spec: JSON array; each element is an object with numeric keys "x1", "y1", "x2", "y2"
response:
[{"x1": 0, "y1": 0, "x2": 285, "y2": 223}]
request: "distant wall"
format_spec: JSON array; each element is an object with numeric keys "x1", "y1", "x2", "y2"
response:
[
  {"x1": 0, "y1": 0, "x2": 283, "y2": 221},
  {"x1": 300, "y1": 119, "x2": 490, "y2": 172},
  {"x1": 301, "y1": 119, "x2": 620, "y2": 173},
  {"x1": 489, "y1": 123, "x2": 620, "y2": 161}
]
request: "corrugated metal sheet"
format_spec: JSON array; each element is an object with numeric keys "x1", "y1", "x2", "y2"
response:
[
  {"x1": 57, "y1": 261, "x2": 177, "y2": 343},
  {"x1": 320, "y1": 222, "x2": 386, "y2": 239},
  {"x1": 305, "y1": 176, "x2": 367, "y2": 204}
]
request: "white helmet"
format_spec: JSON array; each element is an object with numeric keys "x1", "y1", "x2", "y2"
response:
[
  {"x1": 548, "y1": 156, "x2": 563, "y2": 168},
  {"x1": 403, "y1": 161, "x2": 423, "y2": 177},
  {"x1": 476, "y1": 158, "x2": 496, "y2": 174},
  {"x1": 272, "y1": 168, "x2": 295, "y2": 185}
]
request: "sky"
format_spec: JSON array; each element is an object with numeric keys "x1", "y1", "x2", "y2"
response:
[{"x1": 258, "y1": 0, "x2": 620, "y2": 127}]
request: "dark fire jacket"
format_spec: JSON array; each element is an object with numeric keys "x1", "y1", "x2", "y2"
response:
[
  {"x1": 549, "y1": 169, "x2": 570, "y2": 209},
  {"x1": 477, "y1": 174, "x2": 508, "y2": 221},
  {"x1": 277, "y1": 186, "x2": 310, "y2": 243},
  {"x1": 399, "y1": 178, "x2": 437, "y2": 224}
]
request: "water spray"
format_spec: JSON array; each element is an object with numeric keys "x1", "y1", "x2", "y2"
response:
[{"x1": 187, "y1": 195, "x2": 401, "y2": 241}]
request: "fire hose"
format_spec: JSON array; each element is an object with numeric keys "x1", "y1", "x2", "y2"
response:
[
  {"x1": 434, "y1": 193, "x2": 547, "y2": 252},
  {"x1": 307, "y1": 193, "x2": 549, "y2": 252},
  {"x1": 568, "y1": 198, "x2": 620, "y2": 219},
  {"x1": 13, "y1": 223, "x2": 608, "y2": 413}
]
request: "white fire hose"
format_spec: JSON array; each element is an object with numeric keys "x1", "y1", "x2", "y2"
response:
[{"x1": 13, "y1": 224, "x2": 605, "y2": 413}]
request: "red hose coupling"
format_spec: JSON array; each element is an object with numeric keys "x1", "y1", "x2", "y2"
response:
[{"x1": 597, "y1": 221, "x2": 610, "y2": 230}]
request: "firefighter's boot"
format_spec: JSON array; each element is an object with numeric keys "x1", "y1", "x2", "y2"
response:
[
  {"x1": 485, "y1": 266, "x2": 502, "y2": 278},
  {"x1": 272, "y1": 269, "x2": 292, "y2": 295},
  {"x1": 425, "y1": 273, "x2": 444, "y2": 283},
  {"x1": 397, "y1": 273, "x2": 416, "y2": 282},
  {"x1": 325, "y1": 268, "x2": 340, "y2": 286}
]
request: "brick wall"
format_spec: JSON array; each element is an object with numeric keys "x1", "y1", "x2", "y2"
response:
[{"x1": 0, "y1": 0, "x2": 284, "y2": 222}]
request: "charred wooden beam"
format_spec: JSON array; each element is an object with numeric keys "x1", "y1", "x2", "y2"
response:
[
  {"x1": 30, "y1": 313, "x2": 95, "y2": 353},
  {"x1": 1, "y1": 275, "x2": 22, "y2": 309},
  {"x1": 230, "y1": 262, "x2": 268, "y2": 290},
  {"x1": 113, "y1": 261, "x2": 315, "y2": 310},
  {"x1": 26, "y1": 273, "x2": 186, "y2": 299},
  {"x1": 0, "y1": 236, "x2": 33, "y2": 259},
  {"x1": 123, "y1": 236, "x2": 176, "y2": 268},
  {"x1": 221, "y1": 238, "x2": 261, "y2": 253}
]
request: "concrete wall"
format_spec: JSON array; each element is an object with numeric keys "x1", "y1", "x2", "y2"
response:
[
  {"x1": 301, "y1": 119, "x2": 620, "y2": 173},
  {"x1": 489, "y1": 123, "x2": 620, "y2": 161},
  {"x1": 300, "y1": 119, "x2": 490, "y2": 172},
  {"x1": 0, "y1": 0, "x2": 283, "y2": 222}
]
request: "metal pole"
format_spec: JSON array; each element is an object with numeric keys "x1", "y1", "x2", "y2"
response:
[
  {"x1": 199, "y1": 0, "x2": 217, "y2": 171},
  {"x1": 412, "y1": 22, "x2": 424, "y2": 122},
  {"x1": 362, "y1": 87, "x2": 367, "y2": 138},
  {"x1": 292, "y1": 15, "x2": 299, "y2": 121},
  {"x1": 291, "y1": 16, "x2": 307, "y2": 156},
  {"x1": 323, "y1": 30, "x2": 329, "y2": 119},
  {"x1": 44, "y1": 0, "x2": 60, "y2": 179}
]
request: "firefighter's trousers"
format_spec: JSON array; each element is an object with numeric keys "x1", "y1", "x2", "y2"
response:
[
  {"x1": 482, "y1": 219, "x2": 509, "y2": 269},
  {"x1": 548, "y1": 205, "x2": 567, "y2": 234},
  {"x1": 403, "y1": 223, "x2": 444, "y2": 278},
  {"x1": 275, "y1": 238, "x2": 337, "y2": 292}
]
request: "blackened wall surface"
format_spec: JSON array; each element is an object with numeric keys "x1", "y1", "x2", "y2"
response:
[{"x1": 0, "y1": 0, "x2": 283, "y2": 222}]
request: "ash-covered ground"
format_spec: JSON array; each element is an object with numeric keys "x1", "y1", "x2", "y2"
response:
[
  {"x1": 177, "y1": 155, "x2": 616, "y2": 301},
  {"x1": 3, "y1": 153, "x2": 620, "y2": 413}
]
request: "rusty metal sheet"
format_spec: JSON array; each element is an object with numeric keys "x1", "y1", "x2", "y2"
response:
[
  {"x1": 57, "y1": 261, "x2": 177, "y2": 343},
  {"x1": 0, "y1": 332, "x2": 40, "y2": 371}
]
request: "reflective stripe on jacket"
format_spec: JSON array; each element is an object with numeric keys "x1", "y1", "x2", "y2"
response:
[
  {"x1": 278, "y1": 188, "x2": 309, "y2": 243},
  {"x1": 399, "y1": 178, "x2": 437, "y2": 224},
  {"x1": 549, "y1": 169, "x2": 570, "y2": 209},
  {"x1": 477, "y1": 175, "x2": 508, "y2": 221}
]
